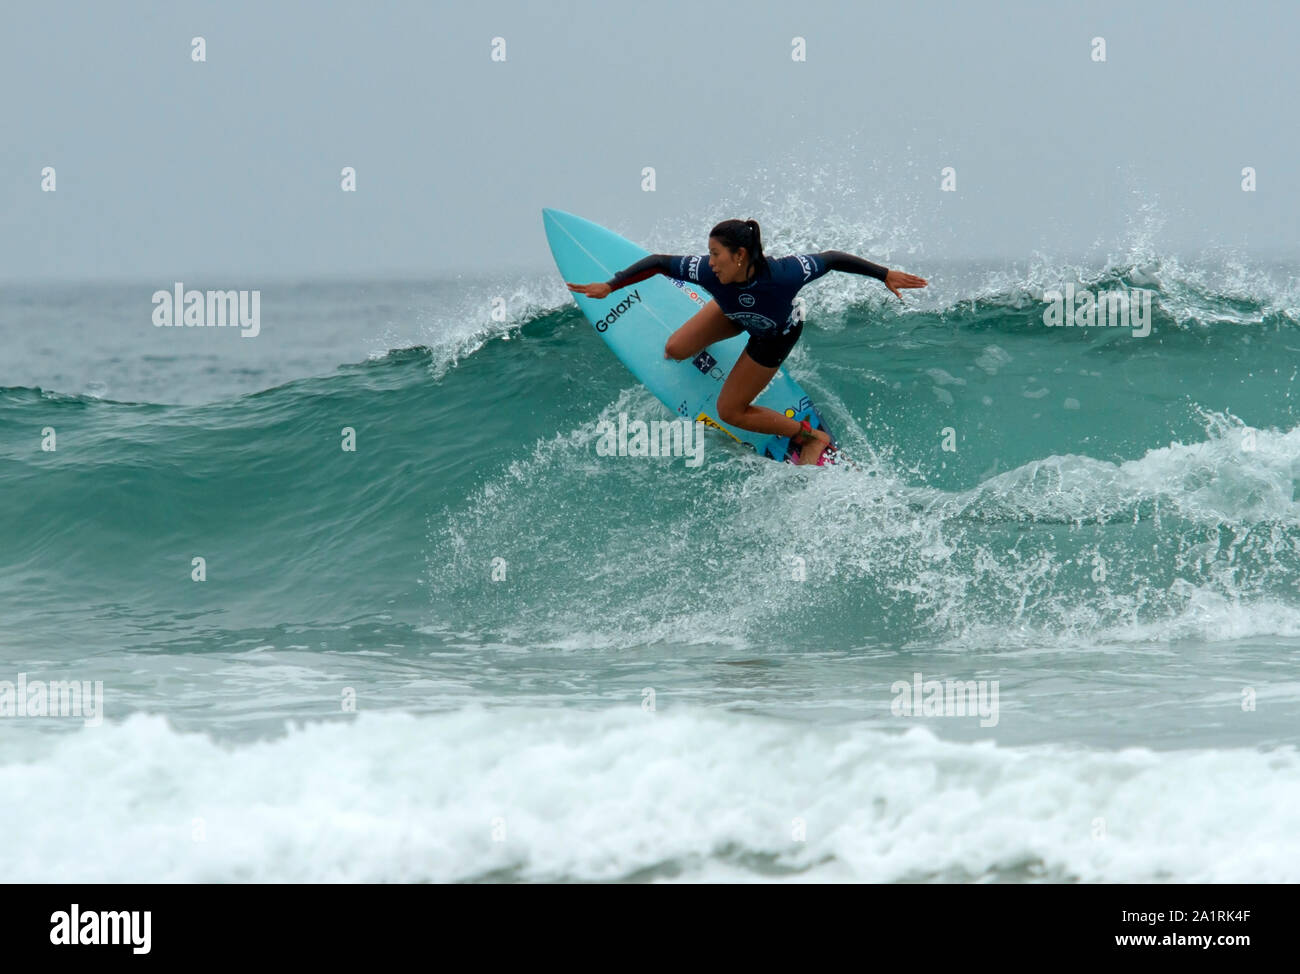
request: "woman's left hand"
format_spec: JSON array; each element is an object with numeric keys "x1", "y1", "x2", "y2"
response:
[{"x1": 885, "y1": 269, "x2": 928, "y2": 301}]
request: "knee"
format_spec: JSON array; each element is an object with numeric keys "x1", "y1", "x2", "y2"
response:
[
  {"x1": 716, "y1": 398, "x2": 743, "y2": 426},
  {"x1": 663, "y1": 336, "x2": 690, "y2": 361}
]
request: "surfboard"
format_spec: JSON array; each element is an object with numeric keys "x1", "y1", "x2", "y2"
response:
[{"x1": 542, "y1": 208, "x2": 837, "y2": 463}]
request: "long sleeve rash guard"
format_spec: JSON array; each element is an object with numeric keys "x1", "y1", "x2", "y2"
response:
[{"x1": 604, "y1": 251, "x2": 889, "y2": 336}]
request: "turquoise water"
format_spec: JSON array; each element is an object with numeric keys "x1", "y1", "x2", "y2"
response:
[{"x1": 3, "y1": 254, "x2": 1300, "y2": 881}]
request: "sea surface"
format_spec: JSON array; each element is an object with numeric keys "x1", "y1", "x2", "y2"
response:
[{"x1": 3, "y1": 249, "x2": 1300, "y2": 882}]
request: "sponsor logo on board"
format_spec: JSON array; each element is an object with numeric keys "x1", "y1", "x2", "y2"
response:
[
  {"x1": 669, "y1": 279, "x2": 706, "y2": 305},
  {"x1": 691, "y1": 351, "x2": 723, "y2": 380},
  {"x1": 595, "y1": 288, "x2": 641, "y2": 332},
  {"x1": 696, "y1": 413, "x2": 742, "y2": 444}
]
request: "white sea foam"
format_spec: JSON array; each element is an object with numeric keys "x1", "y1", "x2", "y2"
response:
[
  {"x1": 433, "y1": 393, "x2": 1300, "y2": 653},
  {"x1": 3, "y1": 707, "x2": 1297, "y2": 883}
]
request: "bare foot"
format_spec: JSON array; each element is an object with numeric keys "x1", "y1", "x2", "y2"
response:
[{"x1": 798, "y1": 428, "x2": 832, "y2": 465}]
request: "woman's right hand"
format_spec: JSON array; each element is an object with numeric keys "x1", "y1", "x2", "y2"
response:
[{"x1": 567, "y1": 282, "x2": 611, "y2": 299}]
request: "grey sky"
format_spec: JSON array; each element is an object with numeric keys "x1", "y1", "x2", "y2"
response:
[{"x1": 4, "y1": 0, "x2": 1296, "y2": 283}]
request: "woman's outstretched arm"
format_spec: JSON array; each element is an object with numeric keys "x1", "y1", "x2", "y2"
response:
[
  {"x1": 567, "y1": 254, "x2": 678, "y2": 299},
  {"x1": 606, "y1": 254, "x2": 677, "y2": 291},
  {"x1": 816, "y1": 250, "x2": 928, "y2": 300},
  {"x1": 816, "y1": 250, "x2": 889, "y2": 281}
]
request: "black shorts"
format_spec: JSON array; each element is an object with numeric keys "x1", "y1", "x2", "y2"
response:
[{"x1": 743, "y1": 323, "x2": 803, "y2": 368}]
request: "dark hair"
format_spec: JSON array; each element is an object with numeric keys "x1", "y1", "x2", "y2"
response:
[{"x1": 710, "y1": 218, "x2": 769, "y2": 280}]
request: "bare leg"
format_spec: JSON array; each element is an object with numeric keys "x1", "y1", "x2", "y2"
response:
[
  {"x1": 664, "y1": 301, "x2": 743, "y2": 360},
  {"x1": 716, "y1": 351, "x2": 831, "y2": 464}
]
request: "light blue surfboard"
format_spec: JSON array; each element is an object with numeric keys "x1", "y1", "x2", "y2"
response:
[{"x1": 542, "y1": 208, "x2": 835, "y2": 462}]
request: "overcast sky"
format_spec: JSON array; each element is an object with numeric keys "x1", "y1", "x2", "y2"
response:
[{"x1": 4, "y1": 0, "x2": 1296, "y2": 282}]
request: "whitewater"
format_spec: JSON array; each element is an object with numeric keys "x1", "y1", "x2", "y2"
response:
[{"x1": 3, "y1": 238, "x2": 1299, "y2": 882}]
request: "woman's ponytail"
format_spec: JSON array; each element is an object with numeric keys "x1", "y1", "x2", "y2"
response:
[{"x1": 745, "y1": 220, "x2": 768, "y2": 277}]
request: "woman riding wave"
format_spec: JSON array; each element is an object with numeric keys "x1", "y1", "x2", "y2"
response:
[{"x1": 568, "y1": 218, "x2": 927, "y2": 464}]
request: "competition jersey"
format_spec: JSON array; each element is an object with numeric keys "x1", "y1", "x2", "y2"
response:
[
  {"x1": 605, "y1": 249, "x2": 889, "y2": 337},
  {"x1": 665, "y1": 254, "x2": 831, "y2": 337}
]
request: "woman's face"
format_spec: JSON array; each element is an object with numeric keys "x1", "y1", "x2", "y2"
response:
[{"x1": 708, "y1": 237, "x2": 747, "y2": 284}]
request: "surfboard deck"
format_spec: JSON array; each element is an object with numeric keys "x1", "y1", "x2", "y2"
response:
[{"x1": 542, "y1": 208, "x2": 838, "y2": 463}]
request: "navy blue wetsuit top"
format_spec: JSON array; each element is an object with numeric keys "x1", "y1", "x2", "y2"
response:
[{"x1": 605, "y1": 251, "x2": 889, "y2": 337}]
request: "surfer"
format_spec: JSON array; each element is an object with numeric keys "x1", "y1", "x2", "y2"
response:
[{"x1": 567, "y1": 219, "x2": 927, "y2": 465}]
